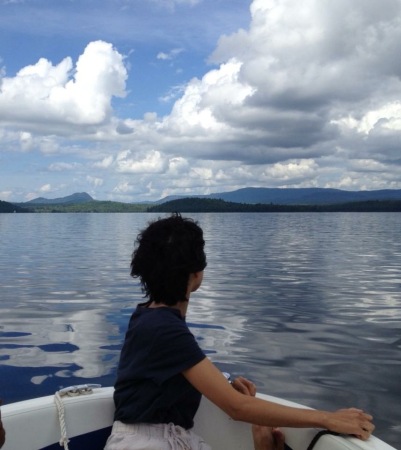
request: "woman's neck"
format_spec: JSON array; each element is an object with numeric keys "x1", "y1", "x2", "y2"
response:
[{"x1": 148, "y1": 300, "x2": 188, "y2": 317}]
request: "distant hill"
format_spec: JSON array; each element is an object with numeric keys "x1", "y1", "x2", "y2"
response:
[
  {"x1": 24, "y1": 192, "x2": 94, "y2": 205},
  {"x1": 158, "y1": 188, "x2": 401, "y2": 205},
  {"x1": 0, "y1": 200, "x2": 29, "y2": 213}
]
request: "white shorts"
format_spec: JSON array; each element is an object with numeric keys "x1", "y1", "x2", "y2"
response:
[{"x1": 104, "y1": 421, "x2": 212, "y2": 450}]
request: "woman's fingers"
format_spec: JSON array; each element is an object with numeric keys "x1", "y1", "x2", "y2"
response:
[
  {"x1": 328, "y1": 408, "x2": 375, "y2": 441},
  {"x1": 232, "y1": 376, "x2": 257, "y2": 396}
]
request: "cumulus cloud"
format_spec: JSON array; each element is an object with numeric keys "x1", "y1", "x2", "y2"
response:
[
  {"x1": 0, "y1": 41, "x2": 127, "y2": 130},
  {"x1": 335, "y1": 102, "x2": 401, "y2": 134},
  {"x1": 163, "y1": 0, "x2": 401, "y2": 162},
  {"x1": 115, "y1": 149, "x2": 168, "y2": 174}
]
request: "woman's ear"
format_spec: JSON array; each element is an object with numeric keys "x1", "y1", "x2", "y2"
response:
[{"x1": 189, "y1": 271, "x2": 204, "y2": 293}]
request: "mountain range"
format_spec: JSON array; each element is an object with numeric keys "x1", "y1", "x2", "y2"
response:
[
  {"x1": 157, "y1": 187, "x2": 401, "y2": 205},
  {"x1": 11, "y1": 187, "x2": 401, "y2": 206}
]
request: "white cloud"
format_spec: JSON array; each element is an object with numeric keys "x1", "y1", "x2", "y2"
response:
[
  {"x1": 86, "y1": 175, "x2": 103, "y2": 187},
  {"x1": 39, "y1": 137, "x2": 60, "y2": 155},
  {"x1": 266, "y1": 160, "x2": 319, "y2": 181},
  {"x1": 159, "y1": 59, "x2": 255, "y2": 143},
  {"x1": 39, "y1": 184, "x2": 52, "y2": 193},
  {"x1": 156, "y1": 48, "x2": 183, "y2": 61},
  {"x1": 168, "y1": 157, "x2": 189, "y2": 175},
  {"x1": 0, "y1": 190, "x2": 12, "y2": 200},
  {"x1": 94, "y1": 156, "x2": 114, "y2": 169},
  {"x1": 48, "y1": 162, "x2": 81, "y2": 172},
  {"x1": 116, "y1": 149, "x2": 168, "y2": 174},
  {"x1": 337, "y1": 102, "x2": 401, "y2": 134},
  {"x1": 0, "y1": 41, "x2": 127, "y2": 129},
  {"x1": 159, "y1": 84, "x2": 186, "y2": 103},
  {"x1": 113, "y1": 181, "x2": 133, "y2": 194},
  {"x1": 19, "y1": 132, "x2": 34, "y2": 152},
  {"x1": 150, "y1": 0, "x2": 202, "y2": 9}
]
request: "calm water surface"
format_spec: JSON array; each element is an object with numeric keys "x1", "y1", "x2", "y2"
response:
[{"x1": 0, "y1": 213, "x2": 400, "y2": 447}]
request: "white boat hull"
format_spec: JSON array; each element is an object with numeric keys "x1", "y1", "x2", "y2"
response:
[{"x1": 1, "y1": 387, "x2": 395, "y2": 450}]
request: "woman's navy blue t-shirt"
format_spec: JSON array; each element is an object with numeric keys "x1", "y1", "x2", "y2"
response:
[{"x1": 113, "y1": 305, "x2": 206, "y2": 429}]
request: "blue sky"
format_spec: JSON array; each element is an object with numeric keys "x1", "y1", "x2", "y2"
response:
[{"x1": 1, "y1": 0, "x2": 401, "y2": 203}]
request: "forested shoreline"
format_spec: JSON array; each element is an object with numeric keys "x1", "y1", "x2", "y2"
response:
[{"x1": 2, "y1": 197, "x2": 401, "y2": 213}]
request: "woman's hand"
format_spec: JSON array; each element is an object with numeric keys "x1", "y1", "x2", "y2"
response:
[
  {"x1": 231, "y1": 376, "x2": 257, "y2": 396},
  {"x1": 323, "y1": 408, "x2": 374, "y2": 441}
]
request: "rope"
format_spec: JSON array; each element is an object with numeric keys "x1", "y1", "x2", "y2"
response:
[
  {"x1": 306, "y1": 430, "x2": 340, "y2": 450},
  {"x1": 53, "y1": 384, "x2": 100, "y2": 449},
  {"x1": 54, "y1": 391, "x2": 70, "y2": 450}
]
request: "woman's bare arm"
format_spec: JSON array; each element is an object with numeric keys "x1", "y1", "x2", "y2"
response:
[{"x1": 183, "y1": 358, "x2": 374, "y2": 440}]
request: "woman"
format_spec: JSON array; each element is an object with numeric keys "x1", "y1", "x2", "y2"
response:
[{"x1": 105, "y1": 214, "x2": 374, "y2": 450}]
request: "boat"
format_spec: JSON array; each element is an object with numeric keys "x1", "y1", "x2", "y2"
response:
[{"x1": 1, "y1": 384, "x2": 396, "y2": 450}]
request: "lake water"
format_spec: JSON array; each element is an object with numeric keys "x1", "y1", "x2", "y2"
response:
[{"x1": 0, "y1": 212, "x2": 400, "y2": 447}]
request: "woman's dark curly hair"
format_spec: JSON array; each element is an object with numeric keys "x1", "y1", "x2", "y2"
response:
[{"x1": 131, "y1": 214, "x2": 207, "y2": 306}]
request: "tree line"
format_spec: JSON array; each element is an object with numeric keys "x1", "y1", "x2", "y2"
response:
[
  {"x1": 147, "y1": 197, "x2": 401, "y2": 213},
  {"x1": 2, "y1": 197, "x2": 401, "y2": 213}
]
